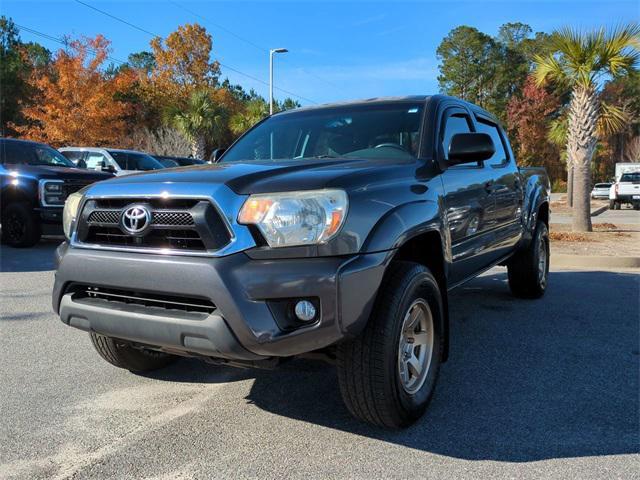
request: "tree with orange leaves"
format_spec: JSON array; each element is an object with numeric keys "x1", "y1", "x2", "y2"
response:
[
  {"x1": 14, "y1": 35, "x2": 135, "y2": 147},
  {"x1": 147, "y1": 23, "x2": 220, "y2": 105}
]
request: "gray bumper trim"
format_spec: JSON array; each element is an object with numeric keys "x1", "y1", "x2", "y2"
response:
[{"x1": 59, "y1": 293, "x2": 262, "y2": 360}]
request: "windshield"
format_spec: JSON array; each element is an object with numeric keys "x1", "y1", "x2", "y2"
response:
[
  {"x1": 221, "y1": 103, "x2": 424, "y2": 163},
  {"x1": 31, "y1": 145, "x2": 76, "y2": 167},
  {"x1": 108, "y1": 151, "x2": 164, "y2": 171},
  {"x1": 159, "y1": 158, "x2": 180, "y2": 168},
  {"x1": 0, "y1": 141, "x2": 76, "y2": 167},
  {"x1": 620, "y1": 173, "x2": 640, "y2": 183}
]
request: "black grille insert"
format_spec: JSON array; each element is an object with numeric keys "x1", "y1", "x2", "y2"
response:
[
  {"x1": 76, "y1": 198, "x2": 231, "y2": 252},
  {"x1": 72, "y1": 285, "x2": 216, "y2": 315}
]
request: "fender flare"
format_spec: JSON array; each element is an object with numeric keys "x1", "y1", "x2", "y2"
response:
[
  {"x1": 361, "y1": 200, "x2": 445, "y2": 254},
  {"x1": 522, "y1": 178, "x2": 550, "y2": 242},
  {"x1": 356, "y1": 200, "x2": 450, "y2": 361}
]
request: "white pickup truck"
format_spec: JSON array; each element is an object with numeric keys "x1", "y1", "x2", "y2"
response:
[{"x1": 609, "y1": 163, "x2": 640, "y2": 210}]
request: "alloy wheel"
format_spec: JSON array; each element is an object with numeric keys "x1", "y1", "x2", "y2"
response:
[{"x1": 397, "y1": 299, "x2": 434, "y2": 394}]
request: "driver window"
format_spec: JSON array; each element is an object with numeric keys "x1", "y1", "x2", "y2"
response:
[
  {"x1": 86, "y1": 153, "x2": 106, "y2": 170},
  {"x1": 441, "y1": 112, "x2": 479, "y2": 168}
]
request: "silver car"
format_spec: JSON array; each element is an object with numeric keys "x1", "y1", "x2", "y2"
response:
[
  {"x1": 591, "y1": 182, "x2": 612, "y2": 199},
  {"x1": 59, "y1": 147, "x2": 165, "y2": 176}
]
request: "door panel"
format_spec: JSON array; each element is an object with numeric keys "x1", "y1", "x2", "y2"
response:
[
  {"x1": 474, "y1": 117, "x2": 523, "y2": 255},
  {"x1": 439, "y1": 109, "x2": 497, "y2": 284}
]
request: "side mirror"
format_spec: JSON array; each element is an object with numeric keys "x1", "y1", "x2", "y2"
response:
[
  {"x1": 212, "y1": 147, "x2": 226, "y2": 163},
  {"x1": 448, "y1": 133, "x2": 495, "y2": 166},
  {"x1": 101, "y1": 163, "x2": 116, "y2": 174}
]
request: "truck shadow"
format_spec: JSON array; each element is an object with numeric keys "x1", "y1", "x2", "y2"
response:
[
  {"x1": 0, "y1": 238, "x2": 61, "y2": 273},
  {"x1": 235, "y1": 269, "x2": 639, "y2": 462}
]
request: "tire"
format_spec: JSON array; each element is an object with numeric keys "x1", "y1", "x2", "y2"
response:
[
  {"x1": 89, "y1": 333, "x2": 177, "y2": 372},
  {"x1": 336, "y1": 261, "x2": 443, "y2": 428},
  {"x1": 507, "y1": 221, "x2": 549, "y2": 299},
  {"x1": 633, "y1": 203, "x2": 640, "y2": 211},
  {"x1": 1, "y1": 202, "x2": 41, "y2": 247},
  {"x1": 614, "y1": 202, "x2": 621, "y2": 210}
]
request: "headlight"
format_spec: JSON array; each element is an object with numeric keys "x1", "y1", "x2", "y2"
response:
[
  {"x1": 39, "y1": 180, "x2": 65, "y2": 206},
  {"x1": 63, "y1": 192, "x2": 83, "y2": 239},
  {"x1": 238, "y1": 189, "x2": 348, "y2": 247}
]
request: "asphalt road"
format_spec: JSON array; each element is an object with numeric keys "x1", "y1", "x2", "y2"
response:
[
  {"x1": 1, "y1": 241, "x2": 639, "y2": 480},
  {"x1": 550, "y1": 204, "x2": 640, "y2": 226}
]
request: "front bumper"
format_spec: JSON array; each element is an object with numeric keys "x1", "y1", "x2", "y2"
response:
[
  {"x1": 36, "y1": 207, "x2": 64, "y2": 235},
  {"x1": 614, "y1": 194, "x2": 640, "y2": 202},
  {"x1": 53, "y1": 243, "x2": 389, "y2": 360}
]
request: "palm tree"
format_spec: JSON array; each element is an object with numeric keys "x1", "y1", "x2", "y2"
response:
[
  {"x1": 229, "y1": 98, "x2": 269, "y2": 136},
  {"x1": 534, "y1": 24, "x2": 639, "y2": 231},
  {"x1": 547, "y1": 103, "x2": 627, "y2": 207},
  {"x1": 165, "y1": 90, "x2": 228, "y2": 159}
]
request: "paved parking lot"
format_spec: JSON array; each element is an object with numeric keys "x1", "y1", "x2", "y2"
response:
[
  {"x1": 1, "y1": 241, "x2": 638, "y2": 479},
  {"x1": 551, "y1": 205, "x2": 640, "y2": 226}
]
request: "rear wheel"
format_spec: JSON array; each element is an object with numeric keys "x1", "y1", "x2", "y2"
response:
[
  {"x1": 614, "y1": 201, "x2": 621, "y2": 210},
  {"x1": 336, "y1": 261, "x2": 443, "y2": 428},
  {"x1": 1, "y1": 202, "x2": 41, "y2": 247},
  {"x1": 507, "y1": 220, "x2": 549, "y2": 299},
  {"x1": 90, "y1": 333, "x2": 177, "y2": 372}
]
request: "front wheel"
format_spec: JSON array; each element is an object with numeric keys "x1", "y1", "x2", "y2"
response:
[
  {"x1": 90, "y1": 333, "x2": 177, "y2": 372},
  {"x1": 336, "y1": 262, "x2": 443, "y2": 428},
  {"x1": 507, "y1": 221, "x2": 549, "y2": 299},
  {"x1": 1, "y1": 202, "x2": 41, "y2": 247}
]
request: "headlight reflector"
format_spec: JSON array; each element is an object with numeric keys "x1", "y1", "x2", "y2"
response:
[
  {"x1": 63, "y1": 192, "x2": 83, "y2": 239},
  {"x1": 238, "y1": 189, "x2": 348, "y2": 247}
]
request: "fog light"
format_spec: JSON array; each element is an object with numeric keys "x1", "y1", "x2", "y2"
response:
[{"x1": 294, "y1": 300, "x2": 316, "y2": 322}]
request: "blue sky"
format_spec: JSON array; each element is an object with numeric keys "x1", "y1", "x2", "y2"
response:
[{"x1": 3, "y1": 0, "x2": 638, "y2": 105}]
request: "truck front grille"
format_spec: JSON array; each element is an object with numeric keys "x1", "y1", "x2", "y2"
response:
[
  {"x1": 87, "y1": 210, "x2": 195, "y2": 227},
  {"x1": 62, "y1": 182, "x2": 92, "y2": 199},
  {"x1": 75, "y1": 197, "x2": 231, "y2": 253}
]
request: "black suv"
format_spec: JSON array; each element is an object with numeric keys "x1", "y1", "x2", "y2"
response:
[{"x1": 0, "y1": 138, "x2": 112, "y2": 247}]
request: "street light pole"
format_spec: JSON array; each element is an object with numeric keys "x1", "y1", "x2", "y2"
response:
[{"x1": 269, "y1": 48, "x2": 288, "y2": 115}]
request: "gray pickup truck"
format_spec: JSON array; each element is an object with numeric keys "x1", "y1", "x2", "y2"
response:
[{"x1": 53, "y1": 95, "x2": 550, "y2": 428}]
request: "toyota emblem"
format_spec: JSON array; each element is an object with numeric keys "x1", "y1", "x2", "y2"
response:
[{"x1": 121, "y1": 205, "x2": 151, "y2": 235}]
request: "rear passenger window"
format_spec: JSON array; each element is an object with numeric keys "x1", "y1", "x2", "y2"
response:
[{"x1": 475, "y1": 118, "x2": 508, "y2": 167}]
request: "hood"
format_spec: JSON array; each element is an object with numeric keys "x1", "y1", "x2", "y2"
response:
[
  {"x1": 6, "y1": 164, "x2": 113, "y2": 181},
  {"x1": 93, "y1": 157, "x2": 420, "y2": 194}
]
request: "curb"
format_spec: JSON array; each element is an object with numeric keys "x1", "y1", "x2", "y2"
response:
[
  {"x1": 590, "y1": 206, "x2": 609, "y2": 217},
  {"x1": 552, "y1": 253, "x2": 640, "y2": 269}
]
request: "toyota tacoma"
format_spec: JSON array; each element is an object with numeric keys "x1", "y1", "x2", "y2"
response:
[{"x1": 53, "y1": 95, "x2": 550, "y2": 428}]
